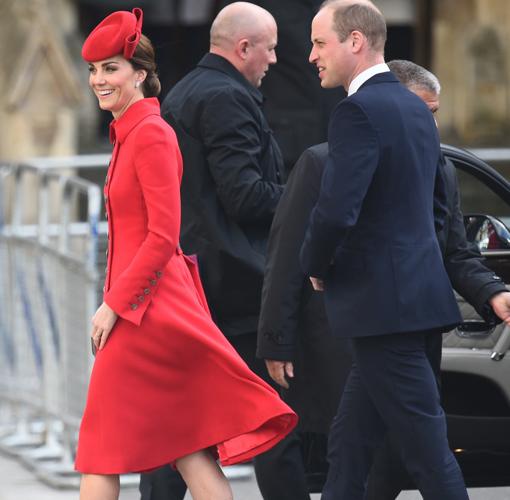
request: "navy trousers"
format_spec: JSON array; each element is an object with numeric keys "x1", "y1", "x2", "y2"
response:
[{"x1": 321, "y1": 330, "x2": 469, "y2": 500}]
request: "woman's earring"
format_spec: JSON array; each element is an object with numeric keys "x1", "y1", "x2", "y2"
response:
[{"x1": 135, "y1": 81, "x2": 140, "y2": 88}]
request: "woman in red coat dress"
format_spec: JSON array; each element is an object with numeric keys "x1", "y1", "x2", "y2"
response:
[{"x1": 75, "y1": 8, "x2": 297, "y2": 500}]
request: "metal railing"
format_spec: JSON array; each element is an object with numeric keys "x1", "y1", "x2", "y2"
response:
[
  {"x1": 0, "y1": 154, "x2": 255, "y2": 488},
  {"x1": 0, "y1": 161, "x2": 103, "y2": 487}
]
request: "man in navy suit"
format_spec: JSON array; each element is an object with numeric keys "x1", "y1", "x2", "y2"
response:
[
  {"x1": 258, "y1": 59, "x2": 510, "y2": 499},
  {"x1": 300, "y1": 1, "x2": 482, "y2": 498}
]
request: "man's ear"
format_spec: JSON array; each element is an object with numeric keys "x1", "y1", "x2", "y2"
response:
[
  {"x1": 236, "y1": 38, "x2": 250, "y2": 60},
  {"x1": 350, "y1": 30, "x2": 365, "y2": 53}
]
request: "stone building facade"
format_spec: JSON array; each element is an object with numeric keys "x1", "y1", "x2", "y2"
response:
[
  {"x1": 1, "y1": 0, "x2": 509, "y2": 159},
  {"x1": 376, "y1": 0, "x2": 510, "y2": 147},
  {"x1": 433, "y1": 0, "x2": 510, "y2": 146},
  {"x1": 0, "y1": 0, "x2": 84, "y2": 161}
]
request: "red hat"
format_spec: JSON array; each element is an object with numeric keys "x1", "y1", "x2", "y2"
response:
[{"x1": 82, "y1": 8, "x2": 143, "y2": 62}]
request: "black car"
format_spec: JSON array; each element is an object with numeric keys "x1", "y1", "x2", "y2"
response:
[{"x1": 440, "y1": 144, "x2": 510, "y2": 487}]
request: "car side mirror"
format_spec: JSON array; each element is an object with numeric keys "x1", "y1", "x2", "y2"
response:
[{"x1": 463, "y1": 214, "x2": 510, "y2": 251}]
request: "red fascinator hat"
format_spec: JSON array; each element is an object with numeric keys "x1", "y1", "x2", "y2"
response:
[{"x1": 82, "y1": 7, "x2": 143, "y2": 62}]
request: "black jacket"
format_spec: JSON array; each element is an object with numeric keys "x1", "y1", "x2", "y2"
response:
[
  {"x1": 216, "y1": 0, "x2": 345, "y2": 173},
  {"x1": 257, "y1": 143, "x2": 506, "y2": 431},
  {"x1": 437, "y1": 156, "x2": 506, "y2": 318},
  {"x1": 161, "y1": 53, "x2": 284, "y2": 337},
  {"x1": 257, "y1": 143, "x2": 350, "y2": 432}
]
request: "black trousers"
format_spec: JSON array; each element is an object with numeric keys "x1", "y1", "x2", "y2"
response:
[{"x1": 139, "y1": 466, "x2": 186, "y2": 500}]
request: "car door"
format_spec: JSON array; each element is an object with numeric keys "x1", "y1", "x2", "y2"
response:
[{"x1": 441, "y1": 144, "x2": 510, "y2": 487}]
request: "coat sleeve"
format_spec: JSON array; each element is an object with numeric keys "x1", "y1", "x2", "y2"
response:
[
  {"x1": 200, "y1": 88, "x2": 283, "y2": 223},
  {"x1": 433, "y1": 154, "x2": 449, "y2": 233},
  {"x1": 103, "y1": 122, "x2": 182, "y2": 326},
  {"x1": 441, "y1": 159, "x2": 506, "y2": 323},
  {"x1": 257, "y1": 146, "x2": 326, "y2": 361},
  {"x1": 300, "y1": 100, "x2": 379, "y2": 279}
]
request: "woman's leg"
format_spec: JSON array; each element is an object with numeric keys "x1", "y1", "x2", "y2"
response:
[
  {"x1": 176, "y1": 450, "x2": 233, "y2": 500},
  {"x1": 80, "y1": 474, "x2": 120, "y2": 500}
]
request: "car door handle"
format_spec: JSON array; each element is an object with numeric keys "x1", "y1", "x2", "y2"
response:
[
  {"x1": 455, "y1": 319, "x2": 494, "y2": 338},
  {"x1": 491, "y1": 325, "x2": 510, "y2": 361}
]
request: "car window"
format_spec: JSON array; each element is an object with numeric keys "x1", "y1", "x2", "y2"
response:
[{"x1": 455, "y1": 168, "x2": 510, "y2": 224}]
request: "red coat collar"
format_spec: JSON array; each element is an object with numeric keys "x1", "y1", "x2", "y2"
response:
[{"x1": 109, "y1": 97, "x2": 160, "y2": 144}]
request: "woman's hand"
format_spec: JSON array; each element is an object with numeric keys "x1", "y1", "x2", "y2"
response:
[{"x1": 91, "y1": 302, "x2": 118, "y2": 351}]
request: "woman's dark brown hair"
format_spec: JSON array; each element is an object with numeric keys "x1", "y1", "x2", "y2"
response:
[{"x1": 130, "y1": 34, "x2": 161, "y2": 97}]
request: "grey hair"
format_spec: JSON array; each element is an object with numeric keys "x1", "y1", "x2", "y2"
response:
[{"x1": 387, "y1": 59, "x2": 441, "y2": 94}]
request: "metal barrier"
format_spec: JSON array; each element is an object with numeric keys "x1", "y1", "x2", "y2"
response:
[
  {"x1": 0, "y1": 161, "x2": 102, "y2": 487},
  {"x1": 0, "y1": 155, "x2": 253, "y2": 489}
]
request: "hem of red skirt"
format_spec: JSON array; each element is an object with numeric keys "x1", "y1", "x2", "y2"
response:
[
  {"x1": 218, "y1": 412, "x2": 297, "y2": 466},
  {"x1": 75, "y1": 411, "x2": 297, "y2": 474}
]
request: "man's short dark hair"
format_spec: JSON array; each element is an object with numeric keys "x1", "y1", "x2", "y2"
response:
[{"x1": 321, "y1": 0, "x2": 387, "y2": 53}]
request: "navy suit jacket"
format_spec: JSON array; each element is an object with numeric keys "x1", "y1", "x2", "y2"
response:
[{"x1": 300, "y1": 72, "x2": 462, "y2": 338}]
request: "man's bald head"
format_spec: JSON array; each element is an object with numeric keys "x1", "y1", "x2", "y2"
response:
[
  {"x1": 209, "y1": 2, "x2": 278, "y2": 88},
  {"x1": 210, "y1": 2, "x2": 276, "y2": 50}
]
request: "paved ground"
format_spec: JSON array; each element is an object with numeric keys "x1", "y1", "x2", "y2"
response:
[{"x1": 1, "y1": 451, "x2": 509, "y2": 499}]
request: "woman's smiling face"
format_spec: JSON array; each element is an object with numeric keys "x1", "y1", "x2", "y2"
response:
[{"x1": 88, "y1": 55, "x2": 144, "y2": 119}]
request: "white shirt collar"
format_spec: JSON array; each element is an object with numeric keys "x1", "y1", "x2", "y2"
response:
[{"x1": 348, "y1": 63, "x2": 390, "y2": 96}]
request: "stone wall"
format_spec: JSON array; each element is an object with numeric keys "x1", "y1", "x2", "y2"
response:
[
  {"x1": 433, "y1": 0, "x2": 510, "y2": 146},
  {"x1": 0, "y1": 0, "x2": 85, "y2": 160}
]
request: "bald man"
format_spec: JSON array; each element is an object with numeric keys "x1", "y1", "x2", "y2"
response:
[
  {"x1": 162, "y1": 2, "x2": 282, "y2": 346},
  {"x1": 139, "y1": 3, "x2": 285, "y2": 500}
]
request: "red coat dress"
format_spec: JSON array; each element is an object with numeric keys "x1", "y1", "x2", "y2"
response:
[{"x1": 74, "y1": 98, "x2": 297, "y2": 474}]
